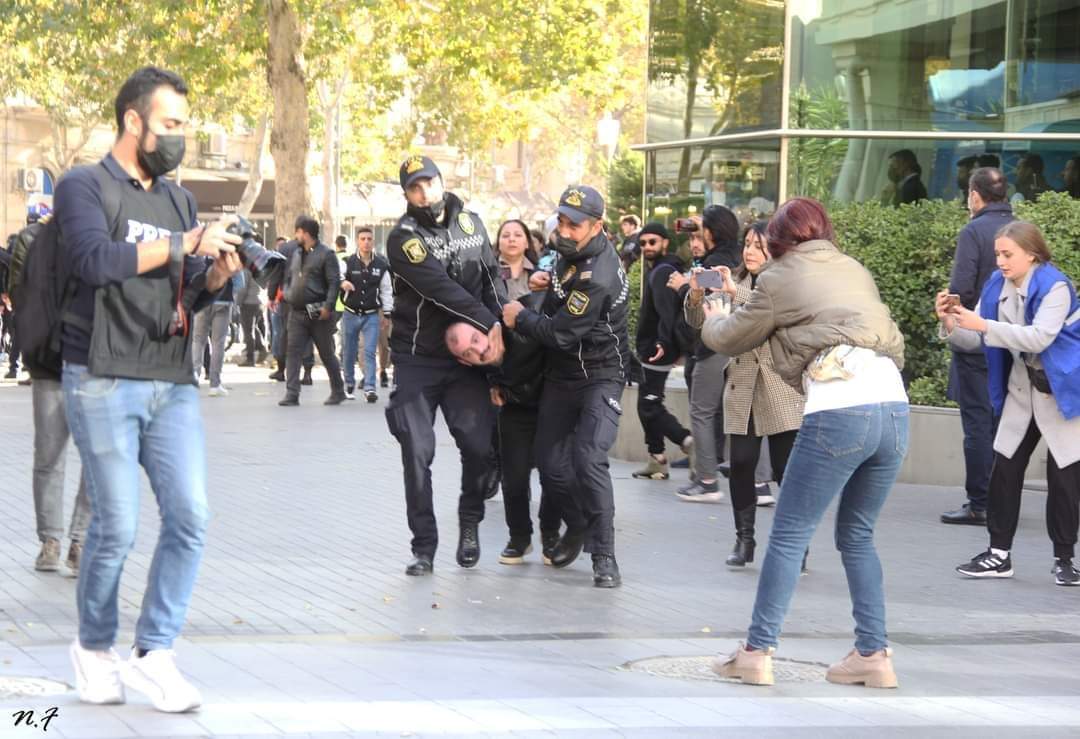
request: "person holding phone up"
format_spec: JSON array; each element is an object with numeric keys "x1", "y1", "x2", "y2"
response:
[{"x1": 940, "y1": 221, "x2": 1080, "y2": 587}]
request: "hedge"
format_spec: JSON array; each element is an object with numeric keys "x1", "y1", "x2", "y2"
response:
[
  {"x1": 834, "y1": 192, "x2": 1080, "y2": 406},
  {"x1": 622, "y1": 193, "x2": 1080, "y2": 407}
]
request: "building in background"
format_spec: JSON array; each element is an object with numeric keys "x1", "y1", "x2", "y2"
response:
[{"x1": 638, "y1": 0, "x2": 1080, "y2": 225}]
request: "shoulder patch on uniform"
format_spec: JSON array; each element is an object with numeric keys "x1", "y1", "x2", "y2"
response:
[
  {"x1": 567, "y1": 290, "x2": 590, "y2": 316},
  {"x1": 457, "y1": 212, "x2": 475, "y2": 235},
  {"x1": 402, "y1": 238, "x2": 427, "y2": 264}
]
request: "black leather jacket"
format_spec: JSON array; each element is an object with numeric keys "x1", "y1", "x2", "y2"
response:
[
  {"x1": 284, "y1": 241, "x2": 339, "y2": 311},
  {"x1": 515, "y1": 233, "x2": 630, "y2": 385},
  {"x1": 386, "y1": 193, "x2": 503, "y2": 361}
]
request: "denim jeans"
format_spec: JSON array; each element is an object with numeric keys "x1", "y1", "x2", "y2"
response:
[
  {"x1": 746, "y1": 402, "x2": 909, "y2": 655},
  {"x1": 62, "y1": 363, "x2": 209, "y2": 652},
  {"x1": 190, "y1": 302, "x2": 231, "y2": 387},
  {"x1": 341, "y1": 311, "x2": 380, "y2": 390},
  {"x1": 32, "y1": 378, "x2": 92, "y2": 543}
]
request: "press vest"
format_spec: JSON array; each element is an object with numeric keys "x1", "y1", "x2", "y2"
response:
[{"x1": 343, "y1": 254, "x2": 389, "y2": 313}]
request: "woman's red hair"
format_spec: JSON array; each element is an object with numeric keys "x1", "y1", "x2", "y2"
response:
[{"x1": 764, "y1": 197, "x2": 836, "y2": 259}]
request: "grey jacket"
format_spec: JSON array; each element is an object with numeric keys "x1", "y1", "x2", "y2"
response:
[
  {"x1": 700, "y1": 239, "x2": 905, "y2": 389},
  {"x1": 944, "y1": 267, "x2": 1080, "y2": 467}
]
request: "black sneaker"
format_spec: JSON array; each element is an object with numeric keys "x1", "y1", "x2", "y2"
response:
[
  {"x1": 365, "y1": 390, "x2": 378, "y2": 403},
  {"x1": 498, "y1": 537, "x2": 532, "y2": 565},
  {"x1": 755, "y1": 483, "x2": 776, "y2": 506},
  {"x1": 592, "y1": 554, "x2": 621, "y2": 588},
  {"x1": 675, "y1": 479, "x2": 723, "y2": 503},
  {"x1": 941, "y1": 503, "x2": 987, "y2": 526},
  {"x1": 1054, "y1": 558, "x2": 1080, "y2": 586},
  {"x1": 456, "y1": 524, "x2": 480, "y2": 568},
  {"x1": 301, "y1": 369, "x2": 313, "y2": 386},
  {"x1": 380, "y1": 370, "x2": 389, "y2": 388},
  {"x1": 956, "y1": 550, "x2": 1013, "y2": 578},
  {"x1": 540, "y1": 530, "x2": 560, "y2": 566}
]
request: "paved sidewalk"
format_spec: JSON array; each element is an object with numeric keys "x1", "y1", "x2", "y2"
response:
[{"x1": 1, "y1": 367, "x2": 1078, "y2": 737}]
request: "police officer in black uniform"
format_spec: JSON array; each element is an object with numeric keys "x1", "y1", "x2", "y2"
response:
[
  {"x1": 502, "y1": 185, "x2": 630, "y2": 588},
  {"x1": 384, "y1": 155, "x2": 506, "y2": 576}
]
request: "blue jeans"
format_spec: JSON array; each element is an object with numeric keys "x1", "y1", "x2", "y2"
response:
[
  {"x1": 747, "y1": 402, "x2": 909, "y2": 655},
  {"x1": 341, "y1": 311, "x2": 380, "y2": 390},
  {"x1": 62, "y1": 363, "x2": 209, "y2": 652}
]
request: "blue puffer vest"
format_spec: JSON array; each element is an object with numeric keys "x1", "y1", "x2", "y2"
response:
[{"x1": 979, "y1": 263, "x2": 1080, "y2": 419}]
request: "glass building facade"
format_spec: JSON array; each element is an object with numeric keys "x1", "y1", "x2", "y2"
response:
[{"x1": 640, "y1": 0, "x2": 1080, "y2": 224}]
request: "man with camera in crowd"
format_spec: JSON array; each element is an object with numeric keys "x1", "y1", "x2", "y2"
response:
[
  {"x1": 340, "y1": 225, "x2": 392, "y2": 401},
  {"x1": 502, "y1": 185, "x2": 630, "y2": 588},
  {"x1": 632, "y1": 222, "x2": 693, "y2": 481},
  {"x1": 384, "y1": 155, "x2": 505, "y2": 577},
  {"x1": 55, "y1": 67, "x2": 244, "y2": 713},
  {"x1": 278, "y1": 217, "x2": 347, "y2": 406}
]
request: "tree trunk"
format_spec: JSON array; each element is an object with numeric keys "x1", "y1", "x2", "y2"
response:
[
  {"x1": 317, "y1": 73, "x2": 347, "y2": 243},
  {"x1": 47, "y1": 117, "x2": 97, "y2": 174},
  {"x1": 236, "y1": 112, "x2": 270, "y2": 219},
  {"x1": 267, "y1": 0, "x2": 313, "y2": 237},
  {"x1": 677, "y1": 56, "x2": 700, "y2": 192}
]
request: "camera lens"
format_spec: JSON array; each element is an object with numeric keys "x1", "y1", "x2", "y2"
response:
[{"x1": 226, "y1": 216, "x2": 285, "y2": 288}]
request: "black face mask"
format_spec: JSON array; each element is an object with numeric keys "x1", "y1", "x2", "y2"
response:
[
  {"x1": 137, "y1": 118, "x2": 185, "y2": 178},
  {"x1": 424, "y1": 197, "x2": 446, "y2": 223},
  {"x1": 552, "y1": 233, "x2": 581, "y2": 258}
]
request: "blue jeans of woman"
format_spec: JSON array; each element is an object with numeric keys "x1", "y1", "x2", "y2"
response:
[
  {"x1": 746, "y1": 402, "x2": 909, "y2": 655},
  {"x1": 62, "y1": 363, "x2": 209, "y2": 652}
]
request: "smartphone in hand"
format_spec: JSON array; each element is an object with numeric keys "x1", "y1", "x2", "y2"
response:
[
  {"x1": 944, "y1": 293, "x2": 961, "y2": 310},
  {"x1": 696, "y1": 270, "x2": 725, "y2": 289}
]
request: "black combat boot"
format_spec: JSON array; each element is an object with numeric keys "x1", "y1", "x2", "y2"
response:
[
  {"x1": 726, "y1": 506, "x2": 756, "y2": 567},
  {"x1": 456, "y1": 524, "x2": 480, "y2": 568},
  {"x1": 592, "y1": 554, "x2": 621, "y2": 588}
]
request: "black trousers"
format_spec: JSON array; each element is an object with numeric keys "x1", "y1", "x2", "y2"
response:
[
  {"x1": 285, "y1": 309, "x2": 344, "y2": 397},
  {"x1": 499, "y1": 403, "x2": 561, "y2": 539},
  {"x1": 988, "y1": 419, "x2": 1080, "y2": 559},
  {"x1": 949, "y1": 351, "x2": 996, "y2": 511},
  {"x1": 384, "y1": 357, "x2": 497, "y2": 557},
  {"x1": 729, "y1": 415, "x2": 797, "y2": 512},
  {"x1": 534, "y1": 379, "x2": 622, "y2": 555},
  {"x1": 239, "y1": 304, "x2": 266, "y2": 360},
  {"x1": 276, "y1": 303, "x2": 313, "y2": 369},
  {"x1": 638, "y1": 367, "x2": 690, "y2": 455}
]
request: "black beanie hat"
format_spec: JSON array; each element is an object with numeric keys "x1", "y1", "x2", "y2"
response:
[{"x1": 638, "y1": 222, "x2": 670, "y2": 241}]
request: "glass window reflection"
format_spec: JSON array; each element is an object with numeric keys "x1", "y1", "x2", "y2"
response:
[{"x1": 647, "y1": 0, "x2": 785, "y2": 144}]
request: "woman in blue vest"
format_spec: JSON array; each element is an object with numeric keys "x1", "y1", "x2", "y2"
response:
[{"x1": 938, "y1": 221, "x2": 1080, "y2": 586}]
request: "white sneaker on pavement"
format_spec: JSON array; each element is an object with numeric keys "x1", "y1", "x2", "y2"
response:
[
  {"x1": 70, "y1": 641, "x2": 125, "y2": 705},
  {"x1": 122, "y1": 648, "x2": 202, "y2": 713},
  {"x1": 208, "y1": 385, "x2": 229, "y2": 397}
]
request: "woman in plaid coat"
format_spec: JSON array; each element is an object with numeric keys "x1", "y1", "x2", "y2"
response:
[{"x1": 710, "y1": 223, "x2": 806, "y2": 566}]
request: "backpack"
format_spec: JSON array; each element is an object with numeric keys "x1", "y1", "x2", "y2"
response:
[
  {"x1": 6, "y1": 218, "x2": 41, "y2": 301},
  {"x1": 13, "y1": 164, "x2": 122, "y2": 379}
]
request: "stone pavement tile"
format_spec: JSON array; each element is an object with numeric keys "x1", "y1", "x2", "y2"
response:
[
  {"x1": 496, "y1": 699, "x2": 619, "y2": 730},
  {"x1": 983, "y1": 696, "x2": 1080, "y2": 725},
  {"x1": 570, "y1": 697, "x2": 688, "y2": 729},
  {"x1": 99, "y1": 705, "x2": 208, "y2": 737},
  {"x1": 28, "y1": 704, "x2": 136, "y2": 738},
  {"x1": 332, "y1": 699, "x2": 485, "y2": 733},
  {"x1": 193, "y1": 704, "x2": 282, "y2": 735},
  {"x1": 433, "y1": 699, "x2": 552, "y2": 732}
]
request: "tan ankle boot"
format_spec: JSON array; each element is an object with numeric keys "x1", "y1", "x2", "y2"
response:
[
  {"x1": 826, "y1": 647, "x2": 898, "y2": 688},
  {"x1": 711, "y1": 642, "x2": 774, "y2": 686}
]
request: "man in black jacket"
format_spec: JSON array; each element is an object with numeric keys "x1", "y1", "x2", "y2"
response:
[
  {"x1": 940, "y1": 167, "x2": 1012, "y2": 525},
  {"x1": 632, "y1": 222, "x2": 692, "y2": 481},
  {"x1": 887, "y1": 149, "x2": 928, "y2": 206},
  {"x1": 278, "y1": 217, "x2": 347, "y2": 406},
  {"x1": 502, "y1": 185, "x2": 630, "y2": 588},
  {"x1": 384, "y1": 155, "x2": 505, "y2": 577},
  {"x1": 266, "y1": 220, "x2": 313, "y2": 383},
  {"x1": 340, "y1": 226, "x2": 392, "y2": 401}
]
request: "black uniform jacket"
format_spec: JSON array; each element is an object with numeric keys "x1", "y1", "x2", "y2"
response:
[
  {"x1": 386, "y1": 193, "x2": 503, "y2": 361},
  {"x1": 515, "y1": 233, "x2": 630, "y2": 385}
]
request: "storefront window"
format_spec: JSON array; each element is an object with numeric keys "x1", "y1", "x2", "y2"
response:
[
  {"x1": 647, "y1": 0, "x2": 785, "y2": 144},
  {"x1": 787, "y1": 135, "x2": 1080, "y2": 204},
  {"x1": 646, "y1": 141, "x2": 780, "y2": 226}
]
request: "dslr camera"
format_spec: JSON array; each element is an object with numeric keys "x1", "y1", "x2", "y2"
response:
[{"x1": 225, "y1": 215, "x2": 286, "y2": 288}]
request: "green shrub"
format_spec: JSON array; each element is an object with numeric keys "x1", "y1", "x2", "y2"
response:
[
  {"x1": 830, "y1": 194, "x2": 1080, "y2": 406},
  {"x1": 626, "y1": 257, "x2": 642, "y2": 340}
]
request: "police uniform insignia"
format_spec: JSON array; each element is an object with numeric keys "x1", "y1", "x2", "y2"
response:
[
  {"x1": 565, "y1": 189, "x2": 585, "y2": 207},
  {"x1": 402, "y1": 237, "x2": 427, "y2": 264},
  {"x1": 567, "y1": 290, "x2": 590, "y2": 316},
  {"x1": 458, "y1": 212, "x2": 475, "y2": 235},
  {"x1": 561, "y1": 264, "x2": 577, "y2": 282},
  {"x1": 405, "y1": 155, "x2": 425, "y2": 174}
]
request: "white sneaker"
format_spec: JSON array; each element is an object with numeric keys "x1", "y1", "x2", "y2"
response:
[
  {"x1": 122, "y1": 649, "x2": 202, "y2": 713},
  {"x1": 208, "y1": 385, "x2": 228, "y2": 397},
  {"x1": 70, "y1": 641, "x2": 125, "y2": 705}
]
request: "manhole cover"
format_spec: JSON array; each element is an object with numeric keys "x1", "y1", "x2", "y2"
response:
[
  {"x1": 0, "y1": 677, "x2": 71, "y2": 699},
  {"x1": 620, "y1": 655, "x2": 827, "y2": 684}
]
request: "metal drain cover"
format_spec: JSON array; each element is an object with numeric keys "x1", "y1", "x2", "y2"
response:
[
  {"x1": 0, "y1": 677, "x2": 71, "y2": 699},
  {"x1": 621, "y1": 655, "x2": 826, "y2": 684}
]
